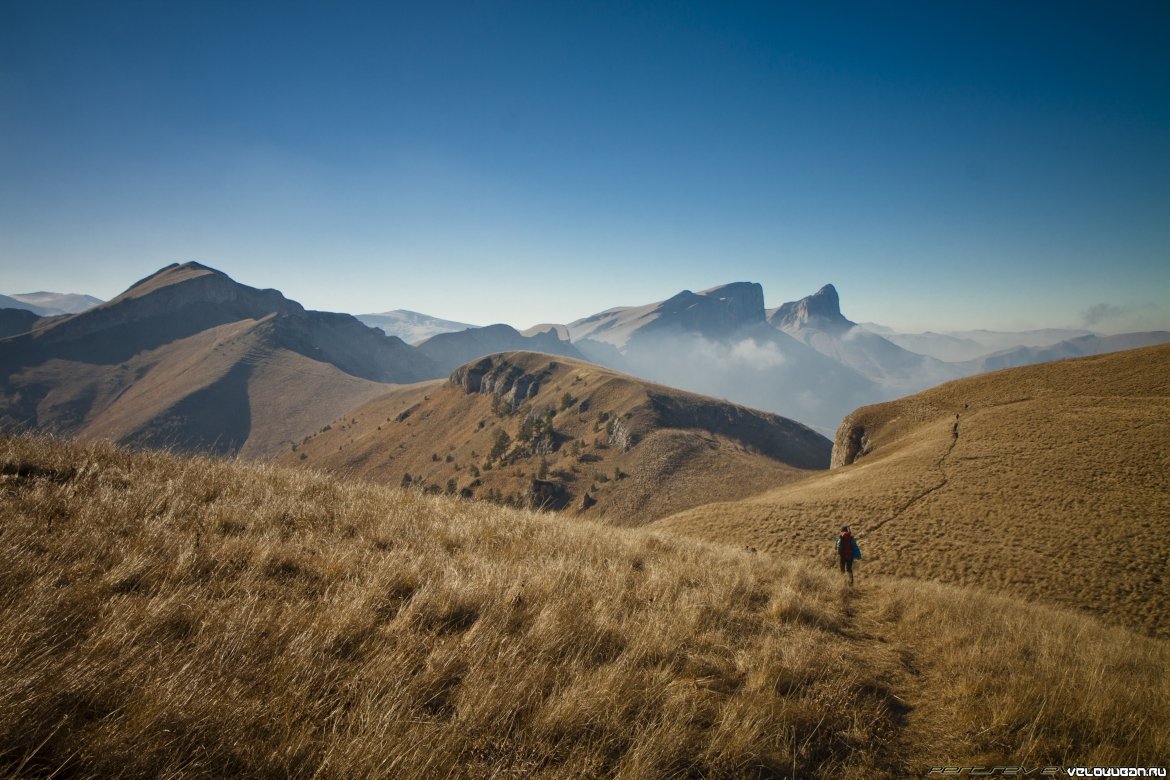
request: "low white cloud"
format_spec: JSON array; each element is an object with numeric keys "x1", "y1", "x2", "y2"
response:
[{"x1": 726, "y1": 337, "x2": 787, "y2": 369}]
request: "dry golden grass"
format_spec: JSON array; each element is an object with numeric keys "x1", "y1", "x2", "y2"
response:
[
  {"x1": 658, "y1": 344, "x2": 1170, "y2": 638},
  {"x1": 1, "y1": 434, "x2": 1167, "y2": 778}
]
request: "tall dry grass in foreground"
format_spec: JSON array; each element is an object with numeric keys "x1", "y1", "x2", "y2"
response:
[{"x1": 0, "y1": 435, "x2": 1166, "y2": 778}]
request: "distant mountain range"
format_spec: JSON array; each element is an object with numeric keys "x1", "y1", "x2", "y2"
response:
[
  {"x1": 3, "y1": 262, "x2": 1166, "y2": 452},
  {"x1": 0, "y1": 291, "x2": 104, "y2": 316},
  {"x1": 415, "y1": 323, "x2": 585, "y2": 374},
  {"x1": 511, "y1": 283, "x2": 1168, "y2": 433},
  {"x1": 0, "y1": 264, "x2": 589, "y2": 456},
  {"x1": 861, "y1": 324, "x2": 1099, "y2": 362}
]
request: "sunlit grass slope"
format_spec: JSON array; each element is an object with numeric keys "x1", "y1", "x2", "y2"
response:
[
  {"x1": 1, "y1": 435, "x2": 1166, "y2": 778},
  {"x1": 657, "y1": 344, "x2": 1170, "y2": 637}
]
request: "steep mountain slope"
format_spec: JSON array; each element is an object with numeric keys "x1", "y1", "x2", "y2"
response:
[
  {"x1": 0, "y1": 308, "x2": 41, "y2": 338},
  {"x1": 415, "y1": 323, "x2": 586, "y2": 375},
  {"x1": 357, "y1": 309, "x2": 476, "y2": 344},
  {"x1": 769, "y1": 284, "x2": 965, "y2": 393},
  {"x1": 282, "y1": 351, "x2": 832, "y2": 524},
  {"x1": 0, "y1": 263, "x2": 435, "y2": 456},
  {"x1": 656, "y1": 343, "x2": 1170, "y2": 636}
]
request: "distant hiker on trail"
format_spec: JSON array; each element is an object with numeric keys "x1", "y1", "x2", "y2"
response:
[{"x1": 836, "y1": 525, "x2": 861, "y2": 586}]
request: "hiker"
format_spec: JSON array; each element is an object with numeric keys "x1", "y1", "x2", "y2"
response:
[{"x1": 835, "y1": 525, "x2": 861, "y2": 586}]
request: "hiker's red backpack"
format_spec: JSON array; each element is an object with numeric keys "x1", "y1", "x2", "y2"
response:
[{"x1": 838, "y1": 531, "x2": 855, "y2": 560}]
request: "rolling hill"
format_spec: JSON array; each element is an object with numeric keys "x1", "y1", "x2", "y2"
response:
[
  {"x1": 655, "y1": 343, "x2": 1170, "y2": 637},
  {"x1": 281, "y1": 351, "x2": 832, "y2": 524}
]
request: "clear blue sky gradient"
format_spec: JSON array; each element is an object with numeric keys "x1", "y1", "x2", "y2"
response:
[{"x1": 2, "y1": 1, "x2": 1167, "y2": 333}]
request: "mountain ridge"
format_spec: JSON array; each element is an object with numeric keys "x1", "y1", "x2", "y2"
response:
[{"x1": 282, "y1": 350, "x2": 831, "y2": 524}]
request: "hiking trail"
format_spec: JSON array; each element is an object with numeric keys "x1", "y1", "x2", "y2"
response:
[
  {"x1": 865, "y1": 425, "x2": 959, "y2": 538},
  {"x1": 837, "y1": 582, "x2": 940, "y2": 776}
]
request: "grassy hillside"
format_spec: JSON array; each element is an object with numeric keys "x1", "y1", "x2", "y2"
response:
[
  {"x1": 2, "y1": 434, "x2": 1167, "y2": 777},
  {"x1": 656, "y1": 344, "x2": 1170, "y2": 637},
  {"x1": 282, "y1": 352, "x2": 830, "y2": 524}
]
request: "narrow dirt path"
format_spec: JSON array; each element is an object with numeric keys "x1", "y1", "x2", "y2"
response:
[
  {"x1": 866, "y1": 428, "x2": 959, "y2": 538},
  {"x1": 838, "y1": 582, "x2": 940, "y2": 776},
  {"x1": 837, "y1": 425, "x2": 962, "y2": 771}
]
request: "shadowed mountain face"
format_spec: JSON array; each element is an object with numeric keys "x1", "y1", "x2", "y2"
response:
[
  {"x1": 656, "y1": 343, "x2": 1170, "y2": 637},
  {"x1": 0, "y1": 309, "x2": 41, "y2": 339},
  {"x1": 0, "y1": 263, "x2": 435, "y2": 456},
  {"x1": 282, "y1": 350, "x2": 831, "y2": 524}
]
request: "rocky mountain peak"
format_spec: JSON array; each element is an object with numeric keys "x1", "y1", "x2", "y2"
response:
[
  {"x1": 699, "y1": 281, "x2": 766, "y2": 321},
  {"x1": 646, "y1": 281, "x2": 765, "y2": 337},
  {"x1": 769, "y1": 284, "x2": 852, "y2": 333}
]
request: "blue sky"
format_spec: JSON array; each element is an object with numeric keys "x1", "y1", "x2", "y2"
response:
[{"x1": 1, "y1": 1, "x2": 1167, "y2": 333}]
